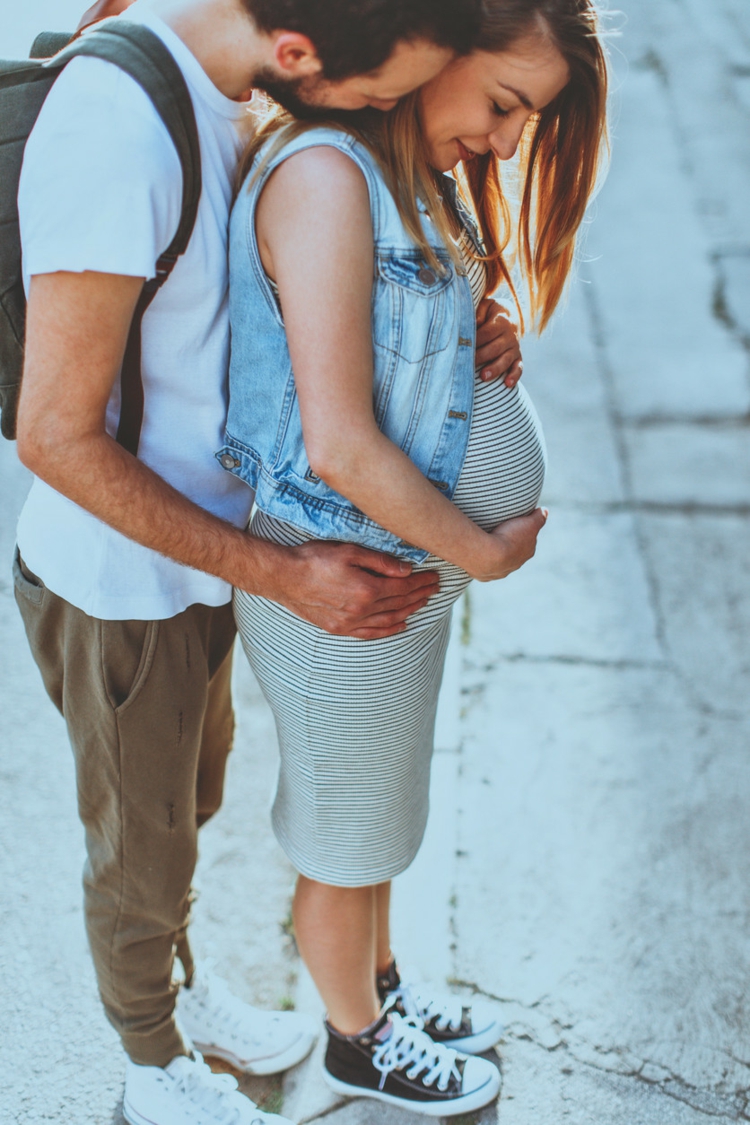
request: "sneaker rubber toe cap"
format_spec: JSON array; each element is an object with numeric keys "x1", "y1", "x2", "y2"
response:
[{"x1": 461, "y1": 1054, "x2": 502, "y2": 1101}]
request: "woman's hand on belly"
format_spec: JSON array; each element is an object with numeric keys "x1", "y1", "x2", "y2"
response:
[
  {"x1": 469, "y1": 507, "x2": 548, "y2": 582},
  {"x1": 475, "y1": 298, "x2": 523, "y2": 387}
]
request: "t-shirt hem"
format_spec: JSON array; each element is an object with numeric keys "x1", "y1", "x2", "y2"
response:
[
  {"x1": 17, "y1": 541, "x2": 232, "y2": 622},
  {"x1": 60, "y1": 584, "x2": 231, "y2": 623},
  {"x1": 23, "y1": 257, "x2": 158, "y2": 281}
]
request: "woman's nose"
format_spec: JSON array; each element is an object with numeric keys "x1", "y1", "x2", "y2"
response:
[{"x1": 490, "y1": 118, "x2": 529, "y2": 162}]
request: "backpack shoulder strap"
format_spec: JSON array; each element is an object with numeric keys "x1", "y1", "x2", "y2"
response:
[
  {"x1": 29, "y1": 32, "x2": 74, "y2": 59},
  {"x1": 55, "y1": 22, "x2": 202, "y2": 262},
  {"x1": 55, "y1": 22, "x2": 203, "y2": 454}
]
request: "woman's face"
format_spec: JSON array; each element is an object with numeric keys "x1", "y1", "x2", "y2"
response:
[{"x1": 419, "y1": 33, "x2": 571, "y2": 172}]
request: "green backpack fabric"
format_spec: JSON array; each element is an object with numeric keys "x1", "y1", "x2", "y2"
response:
[{"x1": 0, "y1": 21, "x2": 202, "y2": 449}]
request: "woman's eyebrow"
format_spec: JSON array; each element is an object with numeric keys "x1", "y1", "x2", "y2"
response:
[{"x1": 497, "y1": 82, "x2": 533, "y2": 110}]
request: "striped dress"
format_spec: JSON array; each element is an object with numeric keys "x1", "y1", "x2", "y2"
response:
[{"x1": 234, "y1": 234, "x2": 546, "y2": 887}]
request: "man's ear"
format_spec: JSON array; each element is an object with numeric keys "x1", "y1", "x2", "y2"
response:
[{"x1": 272, "y1": 32, "x2": 323, "y2": 78}]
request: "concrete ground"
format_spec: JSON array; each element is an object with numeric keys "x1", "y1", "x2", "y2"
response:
[{"x1": 2, "y1": 0, "x2": 750, "y2": 1122}]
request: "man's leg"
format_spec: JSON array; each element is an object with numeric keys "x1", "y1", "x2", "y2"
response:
[
  {"x1": 176, "y1": 616, "x2": 237, "y2": 982},
  {"x1": 13, "y1": 550, "x2": 234, "y2": 1067},
  {"x1": 196, "y1": 624, "x2": 235, "y2": 830}
]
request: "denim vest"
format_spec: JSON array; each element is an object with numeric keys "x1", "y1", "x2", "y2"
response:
[{"x1": 218, "y1": 126, "x2": 478, "y2": 563}]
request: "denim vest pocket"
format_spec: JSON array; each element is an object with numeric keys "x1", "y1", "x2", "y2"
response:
[{"x1": 374, "y1": 253, "x2": 455, "y2": 363}]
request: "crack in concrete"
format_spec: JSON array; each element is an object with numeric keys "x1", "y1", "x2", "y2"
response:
[
  {"x1": 580, "y1": 280, "x2": 750, "y2": 723},
  {"x1": 634, "y1": 48, "x2": 669, "y2": 84},
  {"x1": 611, "y1": 501, "x2": 750, "y2": 516},
  {"x1": 460, "y1": 669, "x2": 747, "y2": 724},
  {"x1": 532, "y1": 498, "x2": 750, "y2": 517},
  {"x1": 632, "y1": 32, "x2": 750, "y2": 381},
  {"x1": 582, "y1": 282, "x2": 673, "y2": 665},
  {"x1": 464, "y1": 653, "x2": 669, "y2": 672},
  {"x1": 623, "y1": 415, "x2": 750, "y2": 429},
  {"x1": 300, "y1": 1101, "x2": 349, "y2": 1125},
  {"x1": 446, "y1": 979, "x2": 750, "y2": 1120},
  {"x1": 712, "y1": 251, "x2": 750, "y2": 353},
  {"x1": 577, "y1": 1051, "x2": 750, "y2": 1121}
]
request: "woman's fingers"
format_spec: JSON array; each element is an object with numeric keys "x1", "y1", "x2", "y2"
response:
[
  {"x1": 475, "y1": 302, "x2": 522, "y2": 384},
  {"x1": 478, "y1": 349, "x2": 521, "y2": 382},
  {"x1": 483, "y1": 507, "x2": 548, "y2": 580},
  {"x1": 502, "y1": 359, "x2": 523, "y2": 388}
]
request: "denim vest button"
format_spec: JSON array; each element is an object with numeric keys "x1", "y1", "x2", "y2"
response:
[
  {"x1": 418, "y1": 267, "x2": 436, "y2": 285},
  {"x1": 431, "y1": 480, "x2": 449, "y2": 491},
  {"x1": 449, "y1": 410, "x2": 468, "y2": 420},
  {"x1": 458, "y1": 337, "x2": 472, "y2": 347},
  {"x1": 220, "y1": 453, "x2": 239, "y2": 470}
]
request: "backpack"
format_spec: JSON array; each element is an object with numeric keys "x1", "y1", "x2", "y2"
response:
[{"x1": 0, "y1": 20, "x2": 202, "y2": 452}]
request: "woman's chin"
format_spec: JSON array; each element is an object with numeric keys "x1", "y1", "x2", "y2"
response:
[{"x1": 429, "y1": 152, "x2": 460, "y2": 174}]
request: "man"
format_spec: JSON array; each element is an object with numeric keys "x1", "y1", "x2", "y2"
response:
[{"x1": 14, "y1": 1, "x2": 539, "y2": 1122}]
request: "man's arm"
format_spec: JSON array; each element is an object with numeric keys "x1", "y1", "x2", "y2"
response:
[{"x1": 17, "y1": 271, "x2": 439, "y2": 638}]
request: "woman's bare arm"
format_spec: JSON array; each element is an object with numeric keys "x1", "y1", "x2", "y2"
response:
[{"x1": 255, "y1": 147, "x2": 544, "y2": 581}]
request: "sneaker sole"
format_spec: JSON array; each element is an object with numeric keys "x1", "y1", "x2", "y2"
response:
[
  {"x1": 322, "y1": 1065, "x2": 501, "y2": 1117},
  {"x1": 191, "y1": 1032, "x2": 316, "y2": 1076},
  {"x1": 442, "y1": 1023, "x2": 504, "y2": 1054},
  {"x1": 123, "y1": 1096, "x2": 159, "y2": 1125}
]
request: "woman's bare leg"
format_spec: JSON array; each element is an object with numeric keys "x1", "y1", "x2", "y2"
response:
[
  {"x1": 293, "y1": 875, "x2": 381, "y2": 1035},
  {"x1": 374, "y1": 881, "x2": 393, "y2": 975}
]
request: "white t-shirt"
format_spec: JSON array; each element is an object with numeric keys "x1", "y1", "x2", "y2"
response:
[{"x1": 17, "y1": 2, "x2": 255, "y2": 620}]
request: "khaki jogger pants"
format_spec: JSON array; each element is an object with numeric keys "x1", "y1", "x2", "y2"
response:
[{"x1": 13, "y1": 549, "x2": 237, "y2": 1067}]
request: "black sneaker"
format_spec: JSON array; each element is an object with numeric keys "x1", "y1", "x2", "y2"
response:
[
  {"x1": 322, "y1": 1010, "x2": 500, "y2": 1117},
  {"x1": 377, "y1": 961, "x2": 503, "y2": 1054}
]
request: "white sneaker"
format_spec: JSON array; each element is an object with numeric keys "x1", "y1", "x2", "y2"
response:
[
  {"x1": 124, "y1": 1053, "x2": 293, "y2": 1125},
  {"x1": 176, "y1": 963, "x2": 317, "y2": 1075}
]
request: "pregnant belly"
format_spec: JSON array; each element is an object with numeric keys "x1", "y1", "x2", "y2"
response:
[{"x1": 452, "y1": 378, "x2": 546, "y2": 530}]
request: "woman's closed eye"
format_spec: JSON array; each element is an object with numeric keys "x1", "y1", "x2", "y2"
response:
[{"x1": 491, "y1": 101, "x2": 512, "y2": 118}]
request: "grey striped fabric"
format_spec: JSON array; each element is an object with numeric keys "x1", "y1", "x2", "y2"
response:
[{"x1": 234, "y1": 235, "x2": 546, "y2": 887}]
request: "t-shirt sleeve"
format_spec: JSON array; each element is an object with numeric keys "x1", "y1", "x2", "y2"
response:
[{"x1": 18, "y1": 55, "x2": 183, "y2": 285}]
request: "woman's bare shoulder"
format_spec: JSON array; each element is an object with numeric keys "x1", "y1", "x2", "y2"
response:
[{"x1": 260, "y1": 142, "x2": 369, "y2": 212}]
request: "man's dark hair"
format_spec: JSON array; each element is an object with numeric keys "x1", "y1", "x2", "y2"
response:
[{"x1": 244, "y1": 0, "x2": 480, "y2": 80}]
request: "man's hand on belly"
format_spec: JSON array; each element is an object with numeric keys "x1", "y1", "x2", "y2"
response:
[{"x1": 253, "y1": 540, "x2": 440, "y2": 640}]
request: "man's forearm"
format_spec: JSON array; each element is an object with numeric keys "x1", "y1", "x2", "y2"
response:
[
  {"x1": 23, "y1": 428, "x2": 281, "y2": 594},
  {"x1": 18, "y1": 271, "x2": 439, "y2": 639}
]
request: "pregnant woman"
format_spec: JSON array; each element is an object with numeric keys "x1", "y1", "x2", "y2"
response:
[{"x1": 220, "y1": 0, "x2": 608, "y2": 1115}]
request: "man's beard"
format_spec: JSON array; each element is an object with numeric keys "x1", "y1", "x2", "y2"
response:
[{"x1": 252, "y1": 68, "x2": 332, "y2": 120}]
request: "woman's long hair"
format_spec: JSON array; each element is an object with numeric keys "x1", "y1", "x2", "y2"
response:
[{"x1": 240, "y1": 0, "x2": 609, "y2": 331}]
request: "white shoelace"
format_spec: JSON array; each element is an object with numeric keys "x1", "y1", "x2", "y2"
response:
[
  {"x1": 393, "y1": 984, "x2": 465, "y2": 1033},
  {"x1": 171, "y1": 1055, "x2": 266, "y2": 1125},
  {"x1": 186, "y1": 964, "x2": 270, "y2": 1048},
  {"x1": 372, "y1": 1013, "x2": 462, "y2": 1093}
]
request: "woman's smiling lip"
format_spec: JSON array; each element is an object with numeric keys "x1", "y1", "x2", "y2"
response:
[{"x1": 456, "y1": 140, "x2": 479, "y2": 162}]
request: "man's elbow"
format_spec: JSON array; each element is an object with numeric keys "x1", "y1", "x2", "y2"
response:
[
  {"x1": 15, "y1": 411, "x2": 45, "y2": 473},
  {"x1": 16, "y1": 403, "x2": 65, "y2": 478}
]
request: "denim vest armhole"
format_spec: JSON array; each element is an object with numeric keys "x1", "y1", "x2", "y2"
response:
[{"x1": 243, "y1": 127, "x2": 386, "y2": 258}]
